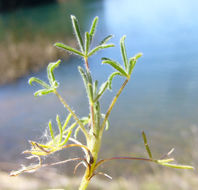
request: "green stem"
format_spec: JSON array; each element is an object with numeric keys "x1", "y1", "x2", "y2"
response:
[
  {"x1": 79, "y1": 135, "x2": 102, "y2": 190},
  {"x1": 84, "y1": 57, "x2": 95, "y2": 132},
  {"x1": 54, "y1": 90, "x2": 89, "y2": 140},
  {"x1": 100, "y1": 79, "x2": 129, "y2": 134}
]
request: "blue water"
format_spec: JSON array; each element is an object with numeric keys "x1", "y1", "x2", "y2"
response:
[{"x1": 0, "y1": 0, "x2": 198, "y2": 167}]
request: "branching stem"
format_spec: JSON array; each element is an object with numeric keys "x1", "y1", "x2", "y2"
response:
[
  {"x1": 100, "y1": 79, "x2": 129, "y2": 134},
  {"x1": 54, "y1": 90, "x2": 89, "y2": 140},
  {"x1": 84, "y1": 57, "x2": 95, "y2": 132}
]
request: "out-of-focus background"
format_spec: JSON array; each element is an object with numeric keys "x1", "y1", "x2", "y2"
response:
[{"x1": 0, "y1": 0, "x2": 198, "y2": 189}]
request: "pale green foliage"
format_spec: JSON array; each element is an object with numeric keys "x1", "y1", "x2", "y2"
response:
[
  {"x1": 28, "y1": 60, "x2": 61, "y2": 96},
  {"x1": 11, "y1": 15, "x2": 193, "y2": 189}
]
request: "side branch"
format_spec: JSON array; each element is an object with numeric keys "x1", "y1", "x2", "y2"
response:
[
  {"x1": 94, "y1": 156, "x2": 152, "y2": 170},
  {"x1": 54, "y1": 90, "x2": 89, "y2": 140},
  {"x1": 100, "y1": 79, "x2": 129, "y2": 134}
]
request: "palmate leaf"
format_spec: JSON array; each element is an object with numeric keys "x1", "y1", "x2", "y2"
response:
[
  {"x1": 128, "y1": 53, "x2": 143, "y2": 75},
  {"x1": 29, "y1": 60, "x2": 61, "y2": 97},
  {"x1": 71, "y1": 15, "x2": 84, "y2": 52}
]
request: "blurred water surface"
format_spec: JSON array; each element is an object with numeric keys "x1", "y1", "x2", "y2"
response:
[{"x1": 0, "y1": 0, "x2": 198, "y2": 172}]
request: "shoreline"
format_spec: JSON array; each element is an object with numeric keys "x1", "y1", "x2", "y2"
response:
[{"x1": 0, "y1": 37, "x2": 75, "y2": 85}]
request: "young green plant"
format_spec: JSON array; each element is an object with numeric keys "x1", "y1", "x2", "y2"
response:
[{"x1": 10, "y1": 15, "x2": 194, "y2": 190}]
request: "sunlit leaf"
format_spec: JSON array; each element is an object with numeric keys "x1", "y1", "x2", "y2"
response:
[
  {"x1": 56, "y1": 115, "x2": 63, "y2": 143},
  {"x1": 71, "y1": 15, "x2": 84, "y2": 52},
  {"x1": 107, "y1": 72, "x2": 122, "y2": 90},
  {"x1": 34, "y1": 89, "x2": 54, "y2": 96},
  {"x1": 48, "y1": 120, "x2": 55, "y2": 144},
  {"x1": 60, "y1": 130, "x2": 72, "y2": 146},
  {"x1": 89, "y1": 16, "x2": 99, "y2": 42},
  {"x1": 102, "y1": 58, "x2": 128, "y2": 77},
  {"x1": 88, "y1": 44, "x2": 114, "y2": 57},
  {"x1": 85, "y1": 32, "x2": 90, "y2": 56},
  {"x1": 159, "y1": 163, "x2": 194, "y2": 170},
  {"x1": 28, "y1": 77, "x2": 50, "y2": 89},
  {"x1": 47, "y1": 60, "x2": 61, "y2": 87},
  {"x1": 120, "y1": 35, "x2": 128, "y2": 70},
  {"x1": 99, "y1": 35, "x2": 113, "y2": 45},
  {"x1": 55, "y1": 43, "x2": 84, "y2": 56},
  {"x1": 142, "y1": 131, "x2": 153, "y2": 159},
  {"x1": 62, "y1": 113, "x2": 72, "y2": 130},
  {"x1": 94, "y1": 81, "x2": 108, "y2": 102}
]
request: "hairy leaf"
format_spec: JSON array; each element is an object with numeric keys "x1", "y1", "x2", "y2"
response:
[
  {"x1": 56, "y1": 115, "x2": 63, "y2": 143},
  {"x1": 89, "y1": 16, "x2": 99, "y2": 42},
  {"x1": 142, "y1": 131, "x2": 153, "y2": 159},
  {"x1": 85, "y1": 32, "x2": 90, "y2": 56},
  {"x1": 120, "y1": 35, "x2": 128, "y2": 70},
  {"x1": 28, "y1": 77, "x2": 50, "y2": 89},
  {"x1": 108, "y1": 72, "x2": 122, "y2": 90},
  {"x1": 102, "y1": 58, "x2": 128, "y2": 77},
  {"x1": 34, "y1": 89, "x2": 54, "y2": 96},
  {"x1": 47, "y1": 60, "x2": 61, "y2": 87},
  {"x1": 99, "y1": 35, "x2": 113, "y2": 45},
  {"x1": 88, "y1": 44, "x2": 114, "y2": 57},
  {"x1": 55, "y1": 43, "x2": 84, "y2": 56},
  {"x1": 71, "y1": 15, "x2": 84, "y2": 52},
  {"x1": 94, "y1": 81, "x2": 108, "y2": 102},
  {"x1": 48, "y1": 120, "x2": 55, "y2": 144},
  {"x1": 62, "y1": 113, "x2": 72, "y2": 130}
]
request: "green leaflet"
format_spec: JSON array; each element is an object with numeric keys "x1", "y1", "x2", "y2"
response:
[
  {"x1": 102, "y1": 58, "x2": 128, "y2": 77},
  {"x1": 99, "y1": 35, "x2": 114, "y2": 45},
  {"x1": 94, "y1": 81, "x2": 108, "y2": 102},
  {"x1": 34, "y1": 89, "x2": 54, "y2": 96},
  {"x1": 60, "y1": 130, "x2": 72, "y2": 146},
  {"x1": 89, "y1": 16, "x2": 99, "y2": 42},
  {"x1": 62, "y1": 113, "x2": 72, "y2": 130},
  {"x1": 120, "y1": 35, "x2": 128, "y2": 70},
  {"x1": 142, "y1": 131, "x2": 153, "y2": 159},
  {"x1": 128, "y1": 58, "x2": 136, "y2": 76},
  {"x1": 71, "y1": 15, "x2": 84, "y2": 52},
  {"x1": 93, "y1": 80, "x2": 99, "y2": 98},
  {"x1": 55, "y1": 43, "x2": 84, "y2": 57},
  {"x1": 28, "y1": 77, "x2": 50, "y2": 89},
  {"x1": 48, "y1": 120, "x2": 55, "y2": 144},
  {"x1": 101, "y1": 114, "x2": 109, "y2": 130},
  {"x1": 56, "y1": 115, "x2": 63, "y2": 143},
  {"x1": 47, "y1": 60, "x2": 61, "y2": 87},
  {"x1": 88, "y1": 44, "x2": 114, "y2": 57},
  {"x1": 159, "y1": 163, "x2": 194, "y2": 170},
  {"x1": 85, "y1": 32, "x2": 90, "y2": 56},
  {"x1": 108, "y1": 72, "x2": 122, "y2": 90}
]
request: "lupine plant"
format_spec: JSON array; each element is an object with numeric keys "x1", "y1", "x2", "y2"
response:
[{"x1": 10, "y1": 15, "x2": 194, "y2": 190}]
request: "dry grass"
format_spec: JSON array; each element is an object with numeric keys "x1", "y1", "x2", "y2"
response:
[
  {"x1": 0, "y1": 37, "x2": 74, "y2": 85},
  {"x1": 1, "y1": 168, "x2": 197, "y2": 190}
]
